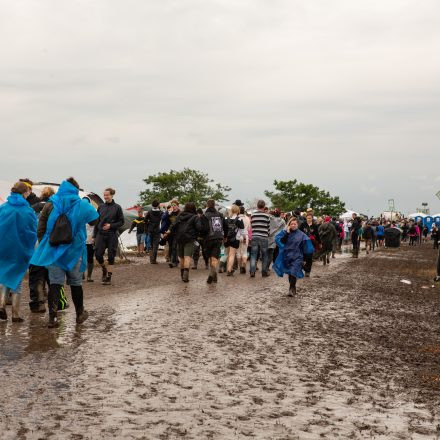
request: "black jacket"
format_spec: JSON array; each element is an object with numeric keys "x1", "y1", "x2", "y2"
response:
[
  {"x1": 27, "y1": 192, "x2": 41, "y2": 207},
  {"x1": 363, "y1": 225, "x2": 375, "y2": 240},
  {"x1": 145, "y1": 208, "x2": 162, "y2": 234},
  {"x1": 300, "y1": 221, "x2": 321, "y2": 244},
  {"x1": 129, "y1": 217, "x2": 147, "y2": 234},
  {"x1": 94, "y1": 201, "x2": 124, "y2": 236},
  {"x1": 203, "y1": 208, "x2": 228, "y2": 241},
  {"x1": 171, "y1": 211, "x2": 203, "y2": 244}
]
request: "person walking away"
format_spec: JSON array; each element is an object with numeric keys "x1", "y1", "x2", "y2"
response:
[
  {"x1": 145, "y1": 200, "x2": 162, "y2": 264},
  {"x1": 422, "y1": 225, "x2": 429, "y2": 243},
  {"x1": 0, "y1": 182, "x2": 37, "y2": 322},
  {"x1": 192, "y1": 208, "x2": 209, "y2": 270},
  {"x1": 29, "y1": 186, "x2": 55, "y2": 313},
  {"x1": 237, "y1": 206, "x2": 251, "y2": 274},
  {"x1": 250, "y1": 200, "x2": 271, "y2": 278},
  {"x1": 129, "y1": 210, "x2": 147, "y2": 256},
  {"x1": 363, "y1": 222, "x2": 374, "y2": 254},
  {"x1": 318, "y1": 216, "x2": 337, "y2": 264},
  {"x1": 376, "y1": 223, "x2": 385, "y2": 247},
  {"x1": 202, "y1": 199, "x2": 228, "y2": 284},
  {"x1": 300, "y1": 212, "x2": 321, "y2": 277},
  {"x1": 160, "y1": 201, "x2": 180, "y2": 268},
  {"x1": 83, "y1": 197, "x2": 95, "y2": 282},
  {"x1": 267, "y1": 209, "x2": 286, "y2": 269},
  {"x1": 408, "y1": 223, "x2": 417, "y2": 246},
  {"x1": 330, "y1": 217, "x2": 341, "y2": 257},
  {"x1": 171, "y1": 202, "x2": 203, "y2": 282},
  {"x1": 435, "y1": 245, "x2": 440, "y2": 282},
  {"x1": 351, "y1": 213, "x2": 362, "y2": 258},
  {"x1": 94, "y1": 188, "x2": 124, "y2": 285},
  {"x1": 225, "y1": 205, "x2": 245, "y2": 276},
  {"x1": 432, "y1": 225, "x2": 439, "y2": 249},
  {"x1": 31, "y1": 178, "x2": 99, "y2": 328},
  {"x1": 273, "y1": 216, "x2": 314, "y2": 296}
]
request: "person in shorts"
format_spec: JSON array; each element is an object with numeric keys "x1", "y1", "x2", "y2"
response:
[
  {"x1": 171, "y1": 202, "x2": 203, "y2": 283},
  {"x1": 202, "y1": 200, "x2": 228, "y2": 284}
]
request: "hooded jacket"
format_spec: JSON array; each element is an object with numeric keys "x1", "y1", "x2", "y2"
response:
[
  {"x1": 273, "y1": 229, "x2": 314, "y2": 279},
  {"x1": 31, "y1": 181, "x2": 98, "y2": 272},
  {"x1": 0, "y1": 193, "x2": 37, "y2": 291},
  {"x1": 171, "y1": 211, "x2": 203, "y2": 245}
]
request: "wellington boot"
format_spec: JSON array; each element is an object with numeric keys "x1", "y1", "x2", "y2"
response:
[
  {"x1": 11, "y1": 293, "x2": 23, "y2": 322},
  {"x1": 0, "y1": 287, "x2": 8, "y2": 320},
  {"x1": 182, "y1": 269, "x2": 189, "y2": 283}
]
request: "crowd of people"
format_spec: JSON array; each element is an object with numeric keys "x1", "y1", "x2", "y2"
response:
[{"x1": 0, "y1": 177, "x2": 439, "y2": 328}]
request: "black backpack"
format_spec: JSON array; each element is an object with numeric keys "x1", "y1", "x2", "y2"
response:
[{"x1": 50, "y1": 213, "x2": 73, "y2": 246}]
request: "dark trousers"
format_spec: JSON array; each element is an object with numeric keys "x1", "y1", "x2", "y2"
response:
[
  {"x1": 29, "y1": 265, "x2": 49, "y2": 310},
  {"x1": 437, "y1": 247, "x2": 440, "y2": 277},
  {"x1": 352, "y1": 233, "x2": 359, "y2": 254},
  {"x1": 86, "y1": 244, "x2": 94, "y2": 264},
  {"x1": 149, "y1": 231, "x2": 160, "y2": 262},
  {"x1": 289, "y1": 275, "x2": 297, "y2": 289},
  {"x1": 95, "y1": 233, "x2": 119, "y2": 265},
  {"x1": 168, "y1": 235, "x2": 178, "y2": 265},
  {"x1": 304, "y1": 254, "x2": 313, "y2": 273}
]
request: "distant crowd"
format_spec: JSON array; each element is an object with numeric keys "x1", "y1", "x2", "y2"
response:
[{"x1": 0, "y1": 177, "x2": 439, "y2": 329}]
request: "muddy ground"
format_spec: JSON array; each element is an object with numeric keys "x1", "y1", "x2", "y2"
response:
[{"x1": 1, "y1": 244, "x2": 440, "y2": 439}]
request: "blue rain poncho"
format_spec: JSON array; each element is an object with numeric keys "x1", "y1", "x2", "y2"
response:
[
  {"x1": 273, "y1": 229, "x2": 315, "y2": 279},
  {"x1": 31, "y1": 181, "x2": 98, "y2": 272},
  {"x1": 0, "y1": 193, "x2": 37, "y2": 291}
]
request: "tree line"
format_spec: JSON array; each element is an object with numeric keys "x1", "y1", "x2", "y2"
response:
[{"x1": 139, "y1": 168, "x2": 345, "y2": 217}]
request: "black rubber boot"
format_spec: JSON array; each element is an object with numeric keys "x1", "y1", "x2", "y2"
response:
[
  {"x1": 71, "y1": 285, "x2": 89, "y2": 324},
  {"x1": 48, "y1": 284, "x2": 62, "y2": 328},
  {"x1": 180, "y1": 269, "x2": 184, "y2": 280},
  {"x1": 182, "y1": 269, "x2": 189, "y2": 283},
  {"x1": 87, "y1": 263, "x2": 94, "y2": 282}
]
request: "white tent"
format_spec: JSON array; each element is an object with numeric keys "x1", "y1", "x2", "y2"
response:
[{"x1": 340, "y1": 210, "x2": 357, "y2": 220}]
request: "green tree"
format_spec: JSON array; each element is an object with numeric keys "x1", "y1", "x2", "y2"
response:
[
  {"x1": 139, "y1": 168, "x2": 231, "y2": 207},
  {"x1": 264, "y1": 179, "x2": 345, "y2": 216}
]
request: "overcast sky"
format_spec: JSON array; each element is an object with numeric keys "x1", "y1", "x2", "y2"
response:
[{"x1": 1, "y1": 0, "x2": 440, "y2": 215}]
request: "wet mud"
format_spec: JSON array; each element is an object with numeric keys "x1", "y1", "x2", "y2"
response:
[{"x1": 1, "y1": 244, "x2": 440, "y2": 439}]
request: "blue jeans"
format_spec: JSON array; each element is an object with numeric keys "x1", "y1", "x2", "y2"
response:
[
  {"x1": 48, "y1": 259, "x2": 83, "y2": 286},
  {"x1": 250, "y1": 236, "x2": 269, "y2": 274}
]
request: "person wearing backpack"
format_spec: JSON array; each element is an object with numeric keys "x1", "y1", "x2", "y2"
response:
[
  {"x1": 94, "y1": 187, "x2": 125, "y2": 285},
  {"x1": 224, "y1": 205, "x2": 245, "y2": 276},
  {"x1": 170, "y1": 202, "x2": 203, "y2": 282},
  {"x1": 0, "y1": 181, "x2": 37, "y2": 323},
  {"x1": 31, "y1": 178, "x2": 99, "y2": 328},
  {"x1": 202, "y1": 199, "x2": 229, "y2": 284},
  {"x1": 144, "y1": 200, "x2": 163, "y2": 264}
]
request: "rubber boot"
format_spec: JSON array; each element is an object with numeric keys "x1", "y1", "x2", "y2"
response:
[
  {"x1": 0, "y1": 287, "x2": 8, "y2": 320},
  {"x1": 58, "y1": 285, "x2": 69, "y2": 311},
  {"x1": 48, "y1": 284, "x2": 62, "y2": 328},
  {"x1": 87, "y1": 263, "x2": 94, "y2": 282},
  {"x1": 182, "y1": 268, "x2": 189, "y2": 283},
  {"x1": 180, "y1": 268, "x2": 184, "y2": 280},
  {"x1": 11, "y1": 293, "x2": 24, "y2": 323},
  {"x1": 71, "y1": 285, "x2": 89, "y2": 324},
  {"x1": 101, "y1": 264, "x2": 108, "y2": 283}
]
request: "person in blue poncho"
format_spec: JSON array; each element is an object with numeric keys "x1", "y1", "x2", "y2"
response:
[
  {"x1": 31, "y1": 177, "x2": 99, "y2": 328},
  {"x1": 273, "y1": 216, "x2": 315, "y2": 297},
  {"x1": 0, "y1": 181, "x2": 37, "y2": 322}
]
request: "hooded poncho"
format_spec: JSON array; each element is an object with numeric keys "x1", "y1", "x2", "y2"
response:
[
  {"x1": 31, "y1": 181, "x2": 98, "y2": 272},
  {"x1": 0, "y1": 193, "x2": 37, "y2": 291},
  {"x1": 273, "y1": 229, "x2": 314, "y2": 279}
]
